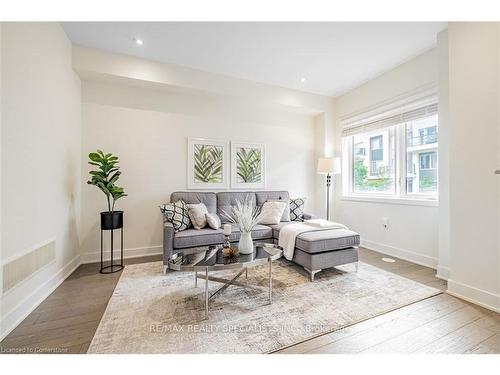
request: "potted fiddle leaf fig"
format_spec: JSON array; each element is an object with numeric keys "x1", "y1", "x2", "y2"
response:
[{"x1": 87, "y1": 150, "x2": 127, "y2": 230}]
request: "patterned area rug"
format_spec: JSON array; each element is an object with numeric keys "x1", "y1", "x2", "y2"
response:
[{"x1": 88, "y1": 260, "x2": 440, "y2": 353}]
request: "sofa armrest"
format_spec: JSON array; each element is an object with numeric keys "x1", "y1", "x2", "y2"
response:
[
  {"x1": 163, "y1": 222, "x2": 174, "y2": 265},
  {"x1": 302, "y1": 212, "x2": 317, "y2": 220}
]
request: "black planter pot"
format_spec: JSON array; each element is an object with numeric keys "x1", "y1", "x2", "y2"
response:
[{"x1": 100, "y1": 211, "x2": 124, "y2": 230}]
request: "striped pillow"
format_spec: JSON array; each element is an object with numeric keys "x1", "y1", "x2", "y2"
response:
[{"x1": 159, "y1": 200, "x2": 191, "y2": 232}]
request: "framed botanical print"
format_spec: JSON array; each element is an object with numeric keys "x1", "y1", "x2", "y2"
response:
[
  {"x1": 187, "y1": 138, "x2": 229, "y2": 189},
  {"x1": 231, "y1": 142, "x2": 265, "y2": 189}
]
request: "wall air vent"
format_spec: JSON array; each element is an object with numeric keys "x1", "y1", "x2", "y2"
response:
[{"x1": 2, "y1": 239, "x2": 56, "y2": 293}]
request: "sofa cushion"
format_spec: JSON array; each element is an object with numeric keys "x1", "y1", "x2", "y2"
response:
[
  {"x1": 170, "y1": 192, "x2": 217, "y2": 214},
  {"x1": 159, "y1": 200, "x2": 191, "y2": 232},
  {"x1": 229, "y1": 224, "x2": 273, "y2": 242},
  {"x1": 290, "y1": 197, "x2": 306, "y2": 221},
  {"x1": 173, "y1": 228, "x2": 224, "y2": 249},
  {"x1": 186, "y1": 203, "x2": 209, "y2": 229},
  {"x1": 295, "y1": 229, "x2": 360, "y2": 254},
  {"x1": 258, "y1": 201, "x2": 287, "y2": 225},
  {"x1": 216, "y1": 192, "x2": 256, "y2": 223},
  {"x1": 205, "y1": 213, "x2": 221, "y2": 229},
  {"x1": 255, "y1": 191, "x2": 290, "y2": 221}
]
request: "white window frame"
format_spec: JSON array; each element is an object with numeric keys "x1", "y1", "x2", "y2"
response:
[{"x1": 341, "y1": 97, "x2": 439, "y2": 207}]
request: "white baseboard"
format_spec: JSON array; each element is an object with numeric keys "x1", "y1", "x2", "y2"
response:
[
  {"x1": 436, "y1": 265, "x2": 450, "y2": 281},
  {"x1": 80, "y1": 245, "x2": 163, "y2": 264},
  {"x1": 1, "y1": 244, "x2": 163, "y2": 340},
  {"x1": 0, "y1": 254, "x2": 81, "y2": 341},
  {"x1": 447, "y1": 279, "x2": 500, "y2": 313},
  {"x1": 361, "y1": 239, "x2": 438, "y2": 269}
]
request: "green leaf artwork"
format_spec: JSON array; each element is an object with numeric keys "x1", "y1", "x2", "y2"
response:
[
  {"x1": 236, "y1": 147, "x2": 262, "y2": 183},
  {"x1": 194, "y1": 144, "x2": 224, "y2": 183}
]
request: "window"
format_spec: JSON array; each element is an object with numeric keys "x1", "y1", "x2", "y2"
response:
[
  {"x1": 419, "y1": 152, "x2": 437, "y2": 170},
  {"x1": 342, "y1": 100, "x2": 438, "y2": 201},
  {"x1": 352, "y1": 128, "x2": 396, "y2": 194},
  {"x1": 369, "y1": 135, "x2": 384, "y2": 175},
  {"x1": 406, "y1": 115, "x2": 438, "y2": 194}
]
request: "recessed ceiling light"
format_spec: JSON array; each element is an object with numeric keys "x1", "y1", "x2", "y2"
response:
[
  {"x1": 300, "y1": 77, "x2": 306, "y2": 83},
  {"x1": 134, "y1": 38, "x2": 143, "y2": 46},
  {"x1": 382, "y1": 257, "x2": 396, "y2": 263}
]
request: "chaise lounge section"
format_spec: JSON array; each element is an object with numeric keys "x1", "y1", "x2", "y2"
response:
[{"x1": 163, "y1": 191, "x2": 360, "y2": 281}]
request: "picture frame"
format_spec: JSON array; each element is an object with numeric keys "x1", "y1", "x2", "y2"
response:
[
  {"x1": 230, "y1": 141, "x2": 266, "y2": 189},
  {"x1": 187, "y1": 137, "x2": 229, "y2": 190}
]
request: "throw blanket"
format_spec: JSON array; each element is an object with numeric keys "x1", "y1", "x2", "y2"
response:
[{"x1": 278, "y1": 222, "x2": 348, "y2": 261}]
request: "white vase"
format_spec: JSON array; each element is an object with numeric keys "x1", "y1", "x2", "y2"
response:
[{"x1": 238, "y1": 231, "x2": 254, "y2": 254}]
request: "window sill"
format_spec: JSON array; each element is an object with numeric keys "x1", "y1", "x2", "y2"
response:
[{"x1": 341, "y1": 195, "x2": 438, "y2": 207}]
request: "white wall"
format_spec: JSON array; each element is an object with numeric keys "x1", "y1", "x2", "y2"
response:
[
  {"x1": 1, "y1": 23, "x2": 82, "y2": 339},
  {"x1": 437, "y1": 30, "x2": 451, "y2": 279},
  {"x1": 79, "y1": 79, "x2": 320, "y2": 262},
  {"x1": 446, "y1": 22, "x2": 500, "y2": 311},
  {"x1": 0, "y1": 22, "x2": 3, "y2": 307},
  {"x1": 332, "y1": 48, "x2": 440, "y2": 268}
]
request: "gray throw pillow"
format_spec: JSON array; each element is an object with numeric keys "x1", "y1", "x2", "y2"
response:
[
  {"x1": 290, "y1": 197, "x2": 306, "y2": 222},
  {"x1": 159, "y1": 200, "x2": 191, "y2": 232}
]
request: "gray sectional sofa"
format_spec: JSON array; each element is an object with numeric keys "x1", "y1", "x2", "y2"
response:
[{"x1": 163, "y1": 190, "x2": 360, "y2": 281}]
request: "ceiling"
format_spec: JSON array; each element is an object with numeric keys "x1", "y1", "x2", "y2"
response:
[{"x1": 62, "y1": 22, "x2": 447, "y2": 97}]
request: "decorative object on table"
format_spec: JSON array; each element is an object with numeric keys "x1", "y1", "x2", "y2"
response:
[
  {"x1": 205, "y1": 213, "x2": 221, "y2": 230},
  {"x1": 317, "y1": 157, "x2": 341, "y2": 221},
  {"x1": 222, "y1": 246, "x2": 239, "y2": 259},
  {"x1": 159, "y1": 200, "x2": 191, "y2": 232},
  {"x1": 258, "y1": 201, "x2": 287, "y2": 225},
  {"x1": 87, "y1": 150, "x2": 127, "y2": 274},
  {"x1": 186, "y1": 202, "x2": 209, "y2": 229},
  {"x1": 222, "y1": 223, "x2": 232, "y2": 250},
  {"x1": 222, "y1": 198, "x2": 261, "y2": 254},
  {"x1": 187, "y1": 137, "x2": 229, "y2": 189},
  {"x1": 290, "y1": 197, "x2": 306, "y2": 221},
  {"x1": 230, "y1": 141, "x2": 265, "y2": 189}
]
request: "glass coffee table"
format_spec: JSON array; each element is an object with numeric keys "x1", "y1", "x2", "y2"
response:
[{"x1": 168, "y1": 242, "x2": 283, "y2": 319}]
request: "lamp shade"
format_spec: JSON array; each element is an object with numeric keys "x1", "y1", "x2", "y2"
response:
[{"x1": 317, "y1": 157, "x2": 341, "y2": 175}]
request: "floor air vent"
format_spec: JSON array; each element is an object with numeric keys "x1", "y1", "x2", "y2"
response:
[{"x1": 2, "y1": 239, "x2": 56, "y2": 293}]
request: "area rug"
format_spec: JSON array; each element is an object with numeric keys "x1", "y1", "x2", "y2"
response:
[{"x1": 87, "y1": 260, "x2": 440, "y2": 354}]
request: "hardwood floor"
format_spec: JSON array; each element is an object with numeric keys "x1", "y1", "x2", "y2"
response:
[{"x1": 1, "y1": 248, "x2": 498, "y2": 354}]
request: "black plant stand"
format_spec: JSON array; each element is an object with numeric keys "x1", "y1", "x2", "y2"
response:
[{"x1": 100, "y1": 211, "x2": 124, "y2": 274}]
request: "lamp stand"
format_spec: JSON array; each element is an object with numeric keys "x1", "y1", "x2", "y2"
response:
[{"x1": 326, "y1": 173, "x2": 331, "y2": 221}]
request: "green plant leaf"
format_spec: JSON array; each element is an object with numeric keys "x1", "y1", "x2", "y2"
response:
[{"x1": 87, "y1": 150, "x2": 126, "y2": 211}]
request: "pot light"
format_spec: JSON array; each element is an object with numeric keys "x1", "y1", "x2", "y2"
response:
[
  {"x1": 134, "y1": 38, "x2": 143, "y2": 46},
  {"x1": 300, "y1": 77, "x2": 306, "y2": 83},
  {"x1": 382, "y1": 257, "x2": 396, "y2": 263}
]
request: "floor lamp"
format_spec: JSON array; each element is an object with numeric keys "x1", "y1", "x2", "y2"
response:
[{"x1": 317, "y1": 157, "x2": 341, "y2": 221}]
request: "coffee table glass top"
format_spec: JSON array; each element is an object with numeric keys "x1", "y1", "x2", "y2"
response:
[{"x1": 168, "y1": 242, "x2": 283, "y2": 271}]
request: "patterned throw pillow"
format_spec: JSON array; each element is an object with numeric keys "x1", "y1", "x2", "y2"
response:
[
  {"x1": 290, "y1": 198, "x2": 306, "y2": 222},
  {"x1": 159, "y1": 200, "x2": 191, "y2": 232}
]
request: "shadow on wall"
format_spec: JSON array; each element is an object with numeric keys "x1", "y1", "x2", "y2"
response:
[{"x1": 64, "y1": 150, "x2": 81, "y2": 263}]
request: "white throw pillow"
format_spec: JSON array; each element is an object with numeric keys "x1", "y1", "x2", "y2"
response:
[
  {"x1": 186, "y1": 203, "x2": 209, "y2": 230},
  {"x1": 205, "y1": 213, "x2": 221, "y2": 230},
  {"x1": 258, "y1": 201, "x2": 287, "y2": 225}
]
